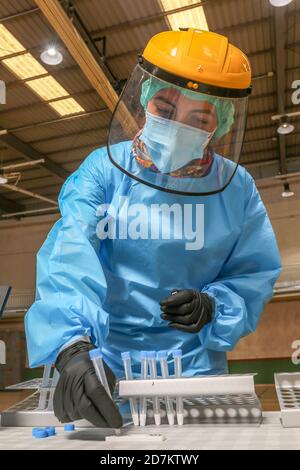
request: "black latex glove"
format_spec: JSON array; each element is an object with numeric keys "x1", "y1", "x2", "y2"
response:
[
  {"x1": 160, "y1": 290, "x2": 213, "y2": 333},
  {"x1": 54, "y1": 341, "x2": 123, "y2": 428}
]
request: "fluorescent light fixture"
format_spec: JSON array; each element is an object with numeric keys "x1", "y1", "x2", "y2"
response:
[
  {"x1": 0, "y1": 24, "x2": 85, "y2": 116},
  {"x1": 2, "y1": 53, "x2": 47, "y2": 79},
  {"x1": 270, "y1": 0, "x2": 293, "y2": 6},
  {"x1": 41, "y1": 46, "x2": 63, "y2": 65},
  {"x1": 49, "y1": 97, "x2": 85, "y2": 116},
  {"x1": 0, "y1": 24, "x2": 24, "y2": 57},
  {"x1": 277, "y1": 117, "x2": 295, "y2": 135},
  {"x1": 0, "y1": 171, "x2": 8, "y2": 184},
  {"x1": 159, "y1": 0, "x2": 209, "y2": 31},
  {"x1": 282, "y1": 182, "x2": 294, "y2": 198},
  {"x1": 27, "y1": 76, "x2": 69, "y2": 100}
]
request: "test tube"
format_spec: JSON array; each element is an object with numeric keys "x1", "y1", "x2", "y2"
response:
[
  {"x1": 172, "y1": 349, "x2": 184, "y2": 425},
  {"x1": 47, "y1": 368, "x2": 60, "y2": 411},
  {"x1": 140, "y1": 351, "x2": 148, "y2": 426},
  {"x1": 89, "y1": 348, "x2": 120, "y2": 434},
  {"x1": 157, "y1": 350, "x2": 174, "y2": 426},
  {"x1": 148, "y1": 351, "x2": 161, "y2": 426},
  {"x1": 38, "y1": 363, "x2": 52, "y2": 410},
  {"x1": 121, "y1": 352, "x2": 139, "y2": 426}
]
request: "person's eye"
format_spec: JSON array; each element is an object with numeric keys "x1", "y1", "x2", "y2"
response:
[
  {"x1": 156, "y1": 106, "x2": 174, "y2": 119},
  {"x1": 191, "y1": 117, "x2": 209, "y2": 127}
]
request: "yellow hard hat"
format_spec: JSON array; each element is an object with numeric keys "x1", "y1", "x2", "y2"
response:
[{"x1": 140, "y1": 28, "x2": 252, "y2": 98}]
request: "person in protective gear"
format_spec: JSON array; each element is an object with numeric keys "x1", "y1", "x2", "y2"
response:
[{"x1": 25, "y1": 29, "x2": 281, "y2": 429}]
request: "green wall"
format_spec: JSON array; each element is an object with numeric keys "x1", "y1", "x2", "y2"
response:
[{"x1": 229, "y1": 359, "x2": 300, "y2": 384}]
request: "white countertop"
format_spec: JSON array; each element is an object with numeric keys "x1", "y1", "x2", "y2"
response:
[{"x1": 0, "y1": 412, "x2": 300, "y2": 450}]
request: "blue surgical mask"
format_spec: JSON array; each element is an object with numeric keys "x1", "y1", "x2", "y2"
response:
[{"x1": 139, "y1": 112, "x2": 216, "y2": 173}]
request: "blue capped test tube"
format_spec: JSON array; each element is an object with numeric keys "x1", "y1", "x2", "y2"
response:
[
  {"x1": 148, "y1": 351, "x2": 161, "y2": 426},
  {"x1": 172, "y1": 349, "x2": 184, "y2": 425},
  {"x1": 38, "y1": 363, "x2": 52, "y2": 410},
  {"x1": 140, "y1": 351, "x2": 148, "y2": 426},
  {"x1": 121, "y1": 352, "x2": 139, "y2": 426},
  {"x1": 89, "y1": 348, "x2": 120, "y2": 434},
  {"x1": 157, "y1": 350, "x2": 174, "y2": 425}
]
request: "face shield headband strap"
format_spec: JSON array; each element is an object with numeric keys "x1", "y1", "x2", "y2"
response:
[{"x1": 138, "y1": 56, "x2": 252, "y2": 99}]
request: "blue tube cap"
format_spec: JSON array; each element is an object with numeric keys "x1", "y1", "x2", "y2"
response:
[
  {"x1": 121, "y1": 351, "x2": 131, "y2": 360},
  {"x1": 157, "y1": 350, "x2": 168, "y2": 359},
  {"x1": 147, "y1": 351, "x2": 156, "y2": 359},
  {"x1": 46, "y1": 426, "x2": 56, "y2": 436},
  {"x1": 89, "y1": 348, "x2": 103, "y2": 360},
  {"x1": 172, "y1": 349, "x2": 182, "y2": 357},
  {"x1": 33, "y1": 428, "x2": 49, "y2": 439},
  {"x1": 64, "y1": 424, "x2": 75, "y2": 431}
]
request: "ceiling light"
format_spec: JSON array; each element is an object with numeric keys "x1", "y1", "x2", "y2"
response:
[
  {"x1": 0, "y1": 25, "x2": 85, "y2": 117},
  {"x1": 270, "y1": 0, "x2": 293, "y2": 6},
  {"x1": 282, "y1": 182, "x2": 294, "y2": 198},
  {"x1": 41, "y1": 46, "x2": 63, "y2": 65},
  {"x1": 277, "y1": 117, "x2": 295, "y2": 135},
  {"x1": 159, "y1": 0, "x2": 209, "y2": 31}
]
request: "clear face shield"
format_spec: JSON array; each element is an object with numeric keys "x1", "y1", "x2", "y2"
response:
[{"x1": 107, "y1": 64, "x2": 249, "y2": 195}]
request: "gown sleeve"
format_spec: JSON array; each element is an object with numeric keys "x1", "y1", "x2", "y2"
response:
[
  {"x1": 199, "y1": 171, "x2": 282, "y2": 351},
  {"x1": 25, "y1": 149, "x2": 110, "y2": 367}
]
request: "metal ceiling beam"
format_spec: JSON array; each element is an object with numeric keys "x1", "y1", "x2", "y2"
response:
[
  {"x1": 29, "y1": 125, "x2": 108, "y2": 145},
  {"x1": 0, "y1": 89, "x2": 98, "y2": 116},
  {"x1": 242, "y1": 142, "x2": 299, "y2": 159},
  {"x1": 90, "y1": 5, "x2": 300, "y2": 38},
  {"x1": 46, "y1": 141, "x2": 102, "y2": 157},
  {"x1": 0, "y1": 7, "x2": 40, "y2": 22},
  {"x1": 274, "y1": 6, "x2": 288, "y2": 175},
  {"x1": 6, "y1": 108, "x2": 109, "y2": 133},
  {"x1": 0, "y1": 132, "x2": 69, "y2": 181},
  {"x1": 4, "y1": 64, "x2": 80, "y2": 88},
  {"x1": 91, "y1": 1, "x2": 207, "y2": 37},
  {"x1": 245, "y1": 154, "x2": 300, "y2": 168},
  {"x1": 0, "y1": 194, "x2": 24, "y2": 214}
]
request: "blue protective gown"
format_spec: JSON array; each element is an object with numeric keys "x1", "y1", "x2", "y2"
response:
[{"x1": 25, "y1": 142, "x2": 282, "y2": 378}]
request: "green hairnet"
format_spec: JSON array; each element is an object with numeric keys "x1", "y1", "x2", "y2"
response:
[{"x1": 140, "y1": 77, "x2": 235, "y2": 140}]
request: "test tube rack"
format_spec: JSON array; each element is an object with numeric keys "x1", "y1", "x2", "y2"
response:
[
  {"x1": 1, "y1": 366, "x2": 126, "y2": 428},
  {"x1": 274, "y1": 372, "x2": 300, "y2": 428},
  {"x1": 118, "y1": 373, "x2": 263, "y2": 426}
]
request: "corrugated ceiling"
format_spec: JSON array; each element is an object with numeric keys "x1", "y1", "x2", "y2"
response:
[{"x1": 0, "y1": 0, "x2": 299, "y2": 214}]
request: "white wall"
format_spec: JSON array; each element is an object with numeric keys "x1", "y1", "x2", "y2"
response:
[
  {"x1": 260, "y1": 179, "x2": 300, "y2": 283},
  {"x1": 0, "y1": 214, "x2": 59, "y2": 290}
]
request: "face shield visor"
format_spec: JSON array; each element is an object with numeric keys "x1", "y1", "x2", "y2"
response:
[{"x1": 107, "y1": 63, "x2": 250, "y2": 195}]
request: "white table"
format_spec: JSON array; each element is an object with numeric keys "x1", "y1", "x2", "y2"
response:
[{"x1": 0, "y1": 412, "x2": 300, "y2": 450}]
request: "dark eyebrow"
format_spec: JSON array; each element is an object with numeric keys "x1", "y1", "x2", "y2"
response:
[
  {"x1": 190, "y1": 109, "x2": 214, "y2": 116},
  {"x1": 154, "y1": 96, "x2": 214, "y2": 116},
  {"x1": 153, "y1": 96, "x2": 176, "y2": 108}
]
